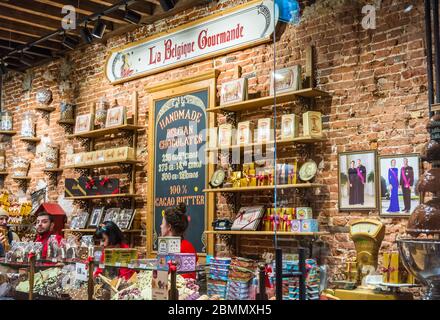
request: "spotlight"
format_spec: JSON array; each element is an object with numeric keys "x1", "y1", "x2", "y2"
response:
[
  {"x1": 124, "y1": 5, "x2": 142, "y2": 24},
  {"x1": 0, "y1": 60, "x2": 7, "y2": 75},
  {"x1": 92, "y1": 18, "x2": 106, "y2": 39},
  {"x1": 80, "y1": 22, "x2": 94, "y2": 44},
  {"x1": 404, "y1": 4, "x2": 413, "y2": 13},
  {"x1": 159, "y1": 0, "x2": 176, "y2": 11},
  {"x1": 62, "y1": 33, "x2": 79, "y2": 50}
]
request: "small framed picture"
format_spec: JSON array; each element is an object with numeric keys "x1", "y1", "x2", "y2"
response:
[
  {"x1": 218, "y1": 124, "x2": 233, "y2": 148},
  {"x1": 302, "y1": 111, "x2": 323, "y2": 138},
  {"x1": 378, "y1": 154, "x2": 420, "y2": 217},
  {"x1": 256, "y1": 118, "x2": 273, "y2": 143},
  {"x1": 88, "y1": 207, "x2": 105, "y2": 228},
  {"x1": 237, "y1": 121, "x2": 253, "y2": 145},
  {"x1": 105, "y1": 106, "x2": 126, "y2": 127},
  {"x1": 338, "y1": 150, "x2": 378, "y2": 211},
  {"x1": 270, "y1": 65, "x2": 301, "y2": 96},
  {"x1": 103, "y1": 208, "x2": 120, "y2": 223},
  {"x1": 71, "y1": 211, "x2": 89, "y2": 229},
  {"x1": 75, "y1": 114, "x2": 93, "y2": 134},
  {"x1": 114, "y1": 209, "x2": 136, "y2": 230},
  {"x1": 220, "y1": 78, "x2": 248, "y2": 105},
  {"x1": 281, "y1": 114, "x2": 299, "y2": 140}
]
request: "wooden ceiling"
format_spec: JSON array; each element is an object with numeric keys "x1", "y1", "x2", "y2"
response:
[{"x1": 0, "y1": 0, "x2": 210, "y2": 72}]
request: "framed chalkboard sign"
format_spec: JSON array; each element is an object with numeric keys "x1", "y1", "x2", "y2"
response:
[{"x1": 147, "y1": 72, "x2": 217, "y2": 255}]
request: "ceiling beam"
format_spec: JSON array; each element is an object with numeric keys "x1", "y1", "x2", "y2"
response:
[
  {"x1": 34, "y1": 0, "x2": 128, "y2": 25},
  {"x1": 0, "y1": 21, "x2": 63, "y2": 43},
  {"x1": 0, "y1": 6, "x2": 114, "y2": 33},
  {"x1": 89, "y1": 0, "x2": 155, "y2": 16},
  {"x1": 0, "y1": 30, "x2": 63, "y2": 51},
  {"x1": 0, "y1": 39, "x2": 54, "y2": 59}
]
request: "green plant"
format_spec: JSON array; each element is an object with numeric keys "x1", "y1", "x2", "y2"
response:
[
  {"x1": 340, "y1": 172, "x2": 348, "y2": 185},
  {"x1": 367, "y1": 171, "x2": 375, "y2": 183}
]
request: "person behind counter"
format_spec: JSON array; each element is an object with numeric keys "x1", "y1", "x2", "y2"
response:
[
  {"x1": 93, "y1": 221, "x2": 135, "y2": 280},
  {"x1": 160, "y1": 202, "x2": 198, "y2": 279},
  {"x1": 0, "y1": 208, "x2": 20, "y2": 257},
  {"x1": 34, "y1": 211, "x2": 63, "y2": 260}
]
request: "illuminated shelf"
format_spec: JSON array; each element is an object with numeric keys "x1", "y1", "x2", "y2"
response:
[
  {"x1": 206, "y1": 136, "x2": 326, "y2": 152},
  {"x1": 0, "y1": 130, "x2": 17, "y2": 135},
  {"x1": 35, "y1": 106, "x2": 56, "y2": 112},
  {"x1": 0, "y1": 171, "x2": 7, "y2": 175},
  {"x1": 204, "y1": 230, "x2": 329, "y2": 236},
  {"x1": 67, "y1": 125, "x2": 145, "y2": 139},
  {"x1": 64, "y1": 193, "x2": 140, "y2": 200},
  {"x1": 12, "y1": 176, "x2": 31, "y2": 180},
  {"x1": 64, "y1": 159, "x2": 143, "y2": 170},
  {"x1": 63, "y1": 229, "x2": 142, "y2": 233},
  {"x1": 43, "y1": 168, "x2": 63, "y2": 172},
  {"x1": 206, "y1": 88, "x2": 329, "y2": 113},
  {"x1": 203, "y1": 183, "x2": 324, "y2": 193},
  {"x1": 19, "y1": 136, "x2": 41, "y2": 143}
]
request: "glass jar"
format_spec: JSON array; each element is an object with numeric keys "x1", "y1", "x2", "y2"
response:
[
  {"x1": 45, "y1": 144, "x2": 59, "y2": 169},
  {"x1": 21, "y1": 112, "x2": 35, "y2": 137},
  {"x1": 60, "y1": 102, "x2": 75, "y2": 121},
  {"x1": 1, "y1": 111, "x2": 13, "y2": 131},
  {"x1": 95, "y1": 97, "x2": 109, "y2": 128},
  {"x1": 12, "y1": 157, "x2": 29, "y2": 177}
]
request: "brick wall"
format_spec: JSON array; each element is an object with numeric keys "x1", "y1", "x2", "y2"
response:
[{"x1": 0, "y1": 0, "x2": 430, "y2": 284}]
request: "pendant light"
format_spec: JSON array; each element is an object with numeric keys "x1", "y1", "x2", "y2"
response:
[{"x1": 123, "y1": 5, "x2": 142, "y2": 24}]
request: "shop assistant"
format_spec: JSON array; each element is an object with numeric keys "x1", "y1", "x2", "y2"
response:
[
  {"x1": 160, "y1": 202, "x2": 198, "y2": 279},
  {"x1": 34, "y1": 211, "x2": 63, "y2": 260}
]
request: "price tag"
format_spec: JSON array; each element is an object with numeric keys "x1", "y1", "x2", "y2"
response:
[
  {"x1": 115, "y1": 262, "x2": 121, "y2": 267},
  {"x1": 75, "y1": 263, "x2": 88, "y2": 282},
  {"x1": 99, "y1": 264, "x2": 105, "y2": 269},
  {"x1": 139, "y1": 264, "x2": 147, "y2": 269},
  {"x1": 127, "y1": 264, "x2": 134, "y2": 269}
]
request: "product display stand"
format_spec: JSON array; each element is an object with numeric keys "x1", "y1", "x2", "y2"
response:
[{"x1": 64, "y1": 92, "x2": 142, "y2": 244}]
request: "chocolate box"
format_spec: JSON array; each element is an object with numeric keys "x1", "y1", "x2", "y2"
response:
[
  {"x1": 302, "y1": 111, "x2": 323, "y2": 138},
  {"x1": 97, "y1": 177, "x2": 120, "y2": 195},
  {"x1": 157, "y1": 253, "x2": 197, "y2": 272},
  {"x1": 281, "y1": 114, "x2": 300, "y2": 140},
  {"x1": 296, "y1": 207, "x2": 313, "y2": 220},
  {"x1": 157, "y1": 236, "x2": 181, "y2": 255},
  {"x1": 300, "y1": 219, "x2": 319, "y2": 232},
  {"x1": 64, "y1": 177, "x2": 89, "y2": 197},
  {"x1": 218, "y1": 124, "x2": 233, "y2": 148}
]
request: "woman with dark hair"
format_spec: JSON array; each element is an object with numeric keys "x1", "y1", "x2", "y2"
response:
[
  {"x1": 94, "y1": 221, "x2": 135, "y2": 280},
  {"x1": 160, "y1": 202, "x2": 197, "y2": 279}
]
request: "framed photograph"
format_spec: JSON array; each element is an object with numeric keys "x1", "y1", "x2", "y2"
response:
[
  {"x1": 338, "y1": 150, "x2": 378, "y2": 211},
  {"x1": 88, "y1": 207, "x2": 105, "y2": 228},
  {"x1": 105, "y1": 106, "x2": 126, "y2": 127},
  {"x1": 379, "y1": 154, "x2": 420, "y2": 217},
  {"x1": 75, "y1": 114, "x2": 93, "y2": 134},
  {"x1": 114, "y1": 209, "x2": 136, "y2": 230},
  {"x1": 220, "y1": 78, "x2": 248, "y2": 105},
  {"x1": 270, "y1": 65, "x2": 301, "y2": 96},
  {"x1": 71, "y1": 211, "x2": 89, "y2": 229},
  {"x1": 103, "y1": 208, "x2": 120, "y2": 223}
]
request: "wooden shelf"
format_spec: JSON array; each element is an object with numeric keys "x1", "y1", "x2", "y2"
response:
[
  {"x1": 432, "y1": 103, "x2": 440, "y2": 112},
  {"x1": 35, "y1": 106, "x2": 56, "y2": 112},
  {"x1": 0, "y1": 171, "x2": 7, "y2": 175},
  {"x1": 203, "y1": 183, "x2": 324, "y2": 193},
  {"x1": 207, "y1": 88, "x2": 329, "y2": 113},
  {"x1": 19, "y1": 136, "x2": 41, "y2": 143},
  {"x1": 0, "y1": 130, "x2": 17, "y2": 135},
  {"x1": 43, "y1": 168, "x2": 63, "y2": 172},
  {"x1": 64, "y1": 159, "x2": 143, "y2": 170},
  {"x1": 57, "y1": 119, "x2": 75, "y2": 125},
  {"x1": 206, "y1": 136, "x2": 326, "y2": 152},
  {"x1": 64, "y1": 193, "x2": 140, "y2": 200},
  {"x1": 11, "y1": 176, "x2": 31, "y2": 180},
  {"x1": 67, "y1": 125, "x2": 145, "y2": 139},
  {"x1": 63, "y1": 229, "x2": 142, "y2": 233},
  {"x1": 204, "y1": 230, "x2": 329, "y2": 236}
]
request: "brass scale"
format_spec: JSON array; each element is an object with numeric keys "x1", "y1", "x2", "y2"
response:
[{"x1": 324, "y1": 219, "x2": 413, "y2": 300}]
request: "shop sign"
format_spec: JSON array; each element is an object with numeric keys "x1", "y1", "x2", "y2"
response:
[
  {"x1": 153, "y1": 90, "x2": 208, "y2": 253},
  {"x1": 105, "y1": 0, "x2": 278, "y2": 84}
]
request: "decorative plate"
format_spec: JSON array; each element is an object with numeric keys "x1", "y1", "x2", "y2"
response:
[
  {"x1": 36, "y1": 88, "x2": 53, "y2": 105},
  {"x1": 299, "y1": 160, "x2": 317, "y2": 181},
  {"x1": 209, "y1": 169, "x2": 226, "y2": 188}
]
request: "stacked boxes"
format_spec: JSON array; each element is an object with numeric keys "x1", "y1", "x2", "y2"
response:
[
  {"x1": 226, "y1": 257, "x2": 257, "y2": 300},
  {"x1": 208, "y1": 257, "x2": 231, "y2": 299}
]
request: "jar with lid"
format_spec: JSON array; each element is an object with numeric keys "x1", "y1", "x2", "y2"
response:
[
  {"x1": 45, "y1": 144, "x2": 59, "y2": 169},
  {"x1": 1, "y1": 111, "x2": 13, "y2": 131},
  {"x1": 12, "y1": 157, "x2": 29, "y2": 177},
  {"x1": 21, "y1": 111, "x2": 35, "y2": 137},
  {"x1": 95, "y1": 97, "x2": 109, "y2": 128}
]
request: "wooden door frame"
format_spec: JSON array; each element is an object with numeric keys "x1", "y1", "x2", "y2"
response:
[{"x1": 146, "y1": 70, "x2": 218, "y2": 258}]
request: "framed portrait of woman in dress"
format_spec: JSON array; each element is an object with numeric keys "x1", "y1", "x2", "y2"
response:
[
  {"x1": 338, "y1": 150, "x2": 378, "y2": 211},
  {"x1": 378, "y1": 154, "x2": 420, "y2": 217}
]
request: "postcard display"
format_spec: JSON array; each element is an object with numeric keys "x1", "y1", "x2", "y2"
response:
[
  {"x1": 206, "y1": 46, "x2": 330, "y2": 256},
  {"x1": 63, "y1": 92, "x2": 142, "y2": 244}
]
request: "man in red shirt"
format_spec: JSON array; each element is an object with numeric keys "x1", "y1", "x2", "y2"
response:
[{"x1": 34, "y1": 211, "x2": 63, "y2": 260}]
